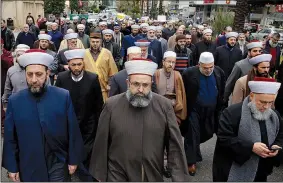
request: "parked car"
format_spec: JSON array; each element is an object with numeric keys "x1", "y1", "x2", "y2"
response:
[{"x1": 251, "y1": 27, "x2": 283, "y2": 47}]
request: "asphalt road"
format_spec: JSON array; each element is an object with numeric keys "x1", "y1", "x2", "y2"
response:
[{"x1": 2, "y1": 135, "x2": 283, "y2": 182}]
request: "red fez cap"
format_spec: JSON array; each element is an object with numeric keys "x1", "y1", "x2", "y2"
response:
[
  {"x1": 136, "y1": 39, "x2": 150, "y2": 43},
  {"x1": 25, "y1": 49, "x2": 46, "y2": 53},
  {"x1": 253, "y1": 77, "x2": 276, "y2": 82},
  {"x1": 131, "y1": 58, "x2": 152, "y2": 61}
]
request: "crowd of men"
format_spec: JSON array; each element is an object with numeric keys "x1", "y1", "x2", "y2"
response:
[{"x1": 1, "y1": 13, "x2": 283, "y2": 182}]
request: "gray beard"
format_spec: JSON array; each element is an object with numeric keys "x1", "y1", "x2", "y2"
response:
[
  {"x1": 238, "y1": 40, "x2": 245, "y2": 46},
  {"x1": 247, "y1": 101, "x2": 272, "y2": 121},
  {"x1": 126, "y1": 90, "x2": 153, "y2": 108}
]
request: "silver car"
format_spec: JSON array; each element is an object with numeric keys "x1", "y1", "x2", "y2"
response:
[{"x1": 252, "y1": 28, "x2": 283, "y2": 46}]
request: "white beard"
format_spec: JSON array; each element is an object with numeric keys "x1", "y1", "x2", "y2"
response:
[{"x1": 247, "y1": 101, "x2": 273, "y2": 121}]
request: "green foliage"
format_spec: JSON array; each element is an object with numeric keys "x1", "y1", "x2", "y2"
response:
[
  {"x1": 69, "y1": 0, "x2": 79, "y2": 13},
  {"x1": 211, "y1": 8, "x2": 234, "y2": 35},
  {"x1": 44, "y1": 0, "x2": 65, "y2": 15}
]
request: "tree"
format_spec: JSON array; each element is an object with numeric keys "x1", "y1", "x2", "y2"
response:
[
  {"x1": 159, "y1": 0, "x2": 164, "y2": 15},
  {"x1": 44, "y1": 0, "x2": 65, "y2": 15},
  {"x1": 212, "y1": 7, "x2": 234, "y2": 36},
  {"x1": 233, "y1": 0, "x2": 249, "y2": 32},
  {"x1": 69, "y1": 0, "x2": 79, "y2": 13}
]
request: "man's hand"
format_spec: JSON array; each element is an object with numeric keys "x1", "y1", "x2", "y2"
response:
[
  {"x1": 106, "y1": 85, "x2": 111, "y2": 91},
  {"x1": 268, "y1": 145, "x2": 281, "y2": 157},
  {"x1": 8, "y1": 172, "x2": 20, "y2": 182},
  {"x1": 252, "y1": 142, "x2": 272, "y2": 158},
  {"x1": 68, "y1": 165, "x2": 77, "y2": 175},
  {"x1": 63, "y1": 65, "x2": 69, "y2": 71}
]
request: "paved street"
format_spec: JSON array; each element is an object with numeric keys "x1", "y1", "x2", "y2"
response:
[{"x1": 2, "y1": 136, "x2": 283, "y2": 182}]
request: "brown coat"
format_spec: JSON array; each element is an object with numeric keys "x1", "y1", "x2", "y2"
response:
[
  {"x1": 154, "y1": 69, "x2": 187, "y2": 121},
  {"x1": 231, "y1": 75, "x2": 247, "y2": 105}
]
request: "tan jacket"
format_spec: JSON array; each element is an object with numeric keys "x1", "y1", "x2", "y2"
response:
[
  {"x1": 154, "y1": 70, "x2": 187, "y2": 121},
  {"x1": 58, "y1": 39, "x2": 85, "y2": 52},
  {"x1": 231, "y1": 75, "x2": 247, "y2": 105},
  {"x1": 167, "y1": 34, "x2": 177, "y2": 50}
]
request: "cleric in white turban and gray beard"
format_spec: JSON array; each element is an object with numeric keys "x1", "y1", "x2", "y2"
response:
[
  {"x1": 89, "y1": 59, "x2": 189, "y2": 182},
  {"x1": 213, "y1": 77, "x2": 283, "y2": 182}
]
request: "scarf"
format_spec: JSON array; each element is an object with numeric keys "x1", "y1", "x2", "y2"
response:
[
  {"x1": 228, "y1": 97, "x2": 279, "y2": 182},
  {"x1": 113, "y1": 32, "x2": 120, "y2": 45}
]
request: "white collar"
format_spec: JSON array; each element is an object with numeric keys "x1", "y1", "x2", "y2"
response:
[{"x1": 71, "y1": 71, "x2": 84, "y2": 82}]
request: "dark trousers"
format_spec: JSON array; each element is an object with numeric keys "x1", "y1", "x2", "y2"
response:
[
  {"x1": 47, "y1": 154, "x2": 71, "y2": 181},
  {"x1": 184, "y1": 105, "x2": 216, "y2": 165}
]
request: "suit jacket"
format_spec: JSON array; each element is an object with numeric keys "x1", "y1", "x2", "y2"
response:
[
  {"x1": 180, "y1": 66, "x2": 226, "y2": 135},
  {"x1": 109, "y1": 69, "x2": 158, "y2": 97},
  {"x1": 235, "y1": 42, "x2": 248, "y2": 59}
]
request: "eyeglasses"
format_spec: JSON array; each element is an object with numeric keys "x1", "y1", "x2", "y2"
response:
[{"x1": 129, "y1": 80, "x2": 151, "y2": 88}]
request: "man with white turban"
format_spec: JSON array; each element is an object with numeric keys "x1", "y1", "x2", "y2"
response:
[
  {"x1": 89, "y1": 59, "x2": 189, "y2": 182},
  {"x1": 77, "y1": 24, "x2": 90, "y2": 48},
  {"x1": 213, "y1": 77, "x2": 283, "y2": 182}
]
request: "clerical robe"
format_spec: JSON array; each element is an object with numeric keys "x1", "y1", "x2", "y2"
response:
[
  {"x1": 89, "y1": 93, "x2": 189, "y2": 182},
  {"x1": 154, "y1": 69, "x2": 187, "y2": 121},
  {"x1": 2, "y1": 86, "x2": 84, "y2": 181},
  {"x1": 83, "y1": 48, "x2": 118, "y2": 102}
]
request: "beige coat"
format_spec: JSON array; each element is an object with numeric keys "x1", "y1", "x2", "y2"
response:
[
  {"x1": 58, "y1": 39, "x2": 85, "y2": 51},
  {"x1": 167, "y1": 34, "x2": 177, "y2": 50},
  {"x1": 231, "y1": 75, "x2": 247, "y2": 105}
]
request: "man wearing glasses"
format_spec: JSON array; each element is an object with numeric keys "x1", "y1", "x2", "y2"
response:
[
  {"x1": 181, "y1": 52, "x2": 226, "y2": 176},
  {"x1": 89, "y1": 59, "x2": 189, "y2": 182},
  {"x1": 264, "y1": 33, "x2": 281, "y2": 77}
]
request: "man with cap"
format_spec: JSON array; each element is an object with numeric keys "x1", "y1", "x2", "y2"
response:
[
  {"x1": 102, "y1": 29, "x2": 121, "y2": 69},
  {"x1": 56, "y1": 33, "x2": 80, "y2": 73},
  {"x1": 15, "y1": 24, "x2": 37, "y2": 49},
  {"x1": 2, "y1": 50, "x2": 84, "y2": 182},
  {"x1": 194, "y1": 28, "x2": 217, "y2": 63},
  {"x1": 1, "y1": 38, "x2": 14, "y2": 96},
  {"x1": 139, "y1": 23, "x2": 149, "y2": 38},
  {"x1": 235, "y1": 33, "x2": 249, "y2": 58},
  {"x1": 216, "y1": 26, "x2": 233, "y2": 47},
  {"x1": 142, "y1": 26, "x2": 163, "y2": 66},
  {"x1": 37, "y1": 34, "x2": 58, "y2": 84},
  {"x1": 120, "y1": 22, "x2": 131, "y2": 36},
  {"x1": 48, "y1": 22, "x2": 63, "y2": 50},
  {"x1": 58, "y1": 29, "x2": 85, "y2": 51},
  {"x1": 156, "y1": 26, "x2": 168, "y2": 56},
  {"x1": 191, "y1": 25, "x2": 204, "y2": 44},
  {"x1": 109, "y1": 46, "x2": 157, "y2": 97},
  {"x1": 83, "y1": 32, "x2": 118, "y2": 102},
  {"x1": 181, "y1": 52, "x2": 225, "y2": 176},
  {"x1": 134, "y1": 39, "x2": 157, "y2": 63},
  {"x1": 121, "y1": 24, "x2": 143, "y2": 64},
  {"x1": 55, "y1": 49, "x2": 103, "y2": 172},
  {"x1": 89, "y1": 59, "x2": 189, "y2": 182},
  {"x1": 113, "y1": 23, "x2": 124, "y2": 48},
  {"x1": 154, "y1": 51, "x2": 187, "y2": 124},
  {"x1": 214, "y1": 32, "x2": 243, "y2": 78},
  {"x1": 70, "y1": 16, "x2": 79, "y2": 31},
  {"x1": 213, "y1": 77, "x2": 283, "y2": 182},
  {"x1": 2, "y1": 44, "x2": 31, "y2": 110},
  {"x1": 231, "y1": 54, "x2": 272, "y2": 105},
  {"x1": 224, "y1": 41, "x2": 263, "y2": 105},
  {"x1": 168, "y1": 34, "x2": 193, "y2": 73},
  {"x1": 33, "y1": 30, "x2": 57, "y2": 52},
  {"x1": 77, "y1": 24, "x2": 90, "y2": 49},
  {"x1": 98, "y1": 21, "x2": 107, "y2": 33}
]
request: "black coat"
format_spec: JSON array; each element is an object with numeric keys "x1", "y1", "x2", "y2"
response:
[
  {"x1": 102, "y1": 41, "x2": 121, "y2": 63},
  {"x1": 213, "y1": 102, "x2": 283, "y2": 181},
  {"x1": 56, "y1": 48, "x2": 69, "y2": 73},
  {"x1": 214, "y1": 45, "x2": 243, "y2": 78},
  {"x1": 55, "y1": 71, "x2": 103, "y2": 168},
  {"x1": 194, "y1": 41, "x2": 217, "y2": 63},
  {"x1": 180, "y1": 66, "x2": 226, "y2": 136},
  {"x1": 275, "y1": 62, "x2": 283, "y2": 116}
]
